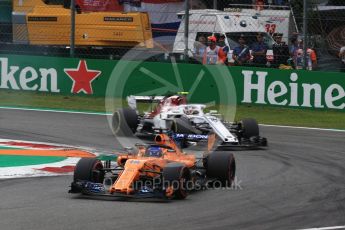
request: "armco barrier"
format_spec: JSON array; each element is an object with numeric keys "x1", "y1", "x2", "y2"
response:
[{"x1": 0, "y1": 54, "x2": 345, "y2": 111}]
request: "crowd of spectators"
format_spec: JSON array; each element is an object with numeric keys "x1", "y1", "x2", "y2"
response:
[
  {"x1": 192, "y1": 32, "x2": 319, "y2": 70},
  {"x1": 229, "y1": 0, "x2": 288, "y2": 8},
  {"x1": 287, "y1": 35, "x2": 318, "y2": 70}
]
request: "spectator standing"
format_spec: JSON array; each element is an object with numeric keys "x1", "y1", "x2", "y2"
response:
[
  {"x1": 289, "y1": 37, "x2": 299, "y2": 58},
  {"x1": 294, "y1": 49, "x2": 304, "y2": 70},
  {"x1": 294, "y1": 48, "x2": 317, "y2": 70},
  {"x1": 307, "y1": 48, "x2": 318, "y2": 70},
  {"x1": 272, "y1": 33, "x2": 289, "y2": 67},
  {"x1": 193, "y1": 36, "x2": 206, "y2": 63},
  {"x1": 232, "y1": 34, "x2": 251, "y2": 66},
  {"x1": 202, "y1": 36, "x2": 226, "y2": 65},
  {"x1": 217, "y1": 34, "x2": 230, "y2": 64},
  {"x1": 289, "y1": 37, "x2": 299, "y2": 68},
  {"x1": 298, "y1": 39, "x2": 317, "y2": 70},
  {"x1": 254, "y1": 0, "x2": 265, "y2": 10},
  {"x1": 251, "y1": 32, "x2": 268, "y2": 67},
  {"x1": 339, "y1": 46, "x2": 345, "y2": 72}
]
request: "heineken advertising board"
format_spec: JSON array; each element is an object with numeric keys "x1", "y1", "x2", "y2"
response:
[{"x1": 0, "y1": 54, "x2": 344, "y2": 111}]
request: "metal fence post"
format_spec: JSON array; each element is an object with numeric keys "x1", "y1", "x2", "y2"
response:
[
  {"x1": 213, "y1": 0, "x2": 217, "y2": 10},
  {"x1": 70, "y1": 0, "x2": 76, "y2": 57},
  {"x1": 303, "y1": 0, "x2": 308, "y2": 70},
  {"x1": 184, "y1": 0, "x2": 190, "y2": 61}
]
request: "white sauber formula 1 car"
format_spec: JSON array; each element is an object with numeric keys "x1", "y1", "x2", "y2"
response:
[{"x1": 112, "y1": 95, "x2": 267, "y2": 149}]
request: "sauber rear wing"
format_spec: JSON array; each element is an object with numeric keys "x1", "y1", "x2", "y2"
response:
[{"x1": 127, "y1": 96, "x2": 165, "y2": 110}]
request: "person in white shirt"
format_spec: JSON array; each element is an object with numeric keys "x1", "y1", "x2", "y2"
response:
[{"x1": 193, "y1": 36, "x2": 207, "y2": 63}]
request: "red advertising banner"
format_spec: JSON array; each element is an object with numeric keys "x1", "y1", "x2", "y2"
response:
[
  {"x1": 76, "y1": 0, "x2": 124, "y2": 12},
  {"x1": 75, "y1": 0, "x2": 184, "y2": 12}
]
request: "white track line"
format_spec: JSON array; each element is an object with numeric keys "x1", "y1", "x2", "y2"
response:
[
  {"x1": 260, "y1": 124, "x2": 345, "y2": 133},
  {"x1": 298, "y1": 226, "x2": 345, "y2": 230},
  {"x1": 0, "y1": 138, "x2": 97, "y2": 152},
  {"x1": 0, "y1": 106, "x2": 110, "y2": 116},
  {"x1": 1, "y1": 106, "x2": 345, "y2": 133}
]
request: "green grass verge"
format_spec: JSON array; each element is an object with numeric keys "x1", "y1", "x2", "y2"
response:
[
  {"x1": 236, "y1": 105, "x2": 345, "y2": 130},
  {"x1": 1, "y1": 90, "x2": 345, "y2": 130},
  {"x1": 0, "y1": 90, "x2": 106, "y2": 112},
  {"x1": 0, "y1": 155, "x2": 66, "y2": 167}
]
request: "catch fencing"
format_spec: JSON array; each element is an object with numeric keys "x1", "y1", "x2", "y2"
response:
[{"x1": 0, "y1": 0, "x2": 344, "y2": 72}]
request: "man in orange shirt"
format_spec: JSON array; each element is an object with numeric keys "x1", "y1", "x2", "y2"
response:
[
  {"x1": 296, "y1": 39, "x2": 317, "y2": 70},
  {"x1": 307, "y1": 48, "x2": 317, "y2": 70},
  {"x1": 202, "y1": 36, "x2": 227, "y2": 65},
  {"x1": 300, "y1": 39, "x2": 317, "y2": 70}
]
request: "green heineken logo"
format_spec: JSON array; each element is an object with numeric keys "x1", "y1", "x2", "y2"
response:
[{"x1": 1, "y1": 54, "x2": 345, "y2": 111}]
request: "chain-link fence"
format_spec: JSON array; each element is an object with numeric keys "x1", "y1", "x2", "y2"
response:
[
  {"x1": 303, "y1": 0, "x2": 345, "y2": 72},
  {"x1": 0, "y1": 0, "x2": 12, "y2": 43},
  {"x1": 0, "y1": 0, "x2": 344, "y2": 72},
  {"x1": 184, "y1": 1, "x2": 294, "y2": 68}
]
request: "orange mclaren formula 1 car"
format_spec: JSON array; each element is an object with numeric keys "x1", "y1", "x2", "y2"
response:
[{"x1": 69, "y1": 133, "x2": 236, "y2": 200}]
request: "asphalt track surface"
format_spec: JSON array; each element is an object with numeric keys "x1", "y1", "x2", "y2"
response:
[{"x1": 0, "y1": 108, "x2": 344, "y2": 230}]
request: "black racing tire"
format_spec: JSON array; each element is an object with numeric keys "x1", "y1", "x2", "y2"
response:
[
  {"x1": 241, "y1": 118, "x2": 259, "y2": 138},
  {"x1": 112, "y1": 108, "x2": 138, "y2": 136},
  {"x1": 171, "y1": 116, "x2": 201, "y2": 134},
  {"x1": 206, "y1": 152, "x2": 236, "y2": 187},
  {"x1": 163, "y1": 163, "x2": 191, "y2": 199},
  {"x1": 73, "y1": 158, "x2": 104, "y2": 183}
]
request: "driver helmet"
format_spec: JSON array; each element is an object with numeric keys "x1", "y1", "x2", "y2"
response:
[
  {"x1": 145, "y1": 146, "x2": 163, "y2": 157},
  {"x1": 184, "y1": 106, "x2": 199, "y2": 115}
]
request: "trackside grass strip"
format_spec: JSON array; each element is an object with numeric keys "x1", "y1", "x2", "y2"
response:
[{"x1": 1, "y1": 90, "x2": 345, "y2": 130}]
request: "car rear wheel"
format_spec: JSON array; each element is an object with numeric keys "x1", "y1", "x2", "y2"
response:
[
  {"x1": 206, "y1": 152, "x2": 236, "y2": 187},
  {"x1": 112, "y1": 108, "x2": 138, "y2": 136}
]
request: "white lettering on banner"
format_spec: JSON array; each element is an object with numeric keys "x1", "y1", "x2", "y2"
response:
[
  {"x1": 289, "y1": 73, "x2": 299, "y2": 106},
  {"x1": 301, "y1": 84, "x2": 324, "y2": 108},
  {"x1": 242, "y1": 70, "x2": 266, "y2": 104},
  {"x1": 325, "y1": 84, "x2": 345, "y2": 109},
  {"x1": 39, "y1": 68, "x2": 60, "y2": 93},
  {"x1": 0, "y1": 58, "x2": 60, "y2": 92},
  {"x1": 0, "y1": 58, "x2": 20, "y2": 90},
  {"x1": 267, "y1": 81, "x2": 288, "y2": 105},
  {"x1": 20, "y1": 67, "x2": 38, "y2": 91},
  {"x1": 241, "y1": 71, "x2": 345, "y2": 110}
]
